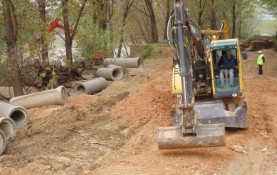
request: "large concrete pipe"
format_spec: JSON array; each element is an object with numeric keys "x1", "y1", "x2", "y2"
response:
[
  {"x1": 107, "y1": 64, "x2": 129, "y2": 77},
  {"x1": 0, "y1": 102, "x2": 28, "y2": 129},
  {"x1": 103, "y1": 57, "x2": 144, "y2": 68},
  {"x1": 95, "y1": 67, "x2": 124, "y2": 81},
  {"x1": 0, "y1": 130, "x2": 6, "y2": 155},
  {"x1": 74, "y1": 78, "x2": 107, "y2": 95},
  {"x1": 10, "y1": 86, "x2": 68, "y2": 109},
  {"x1": 0, "y1": 117, "x2": 16, "y2": 141}
]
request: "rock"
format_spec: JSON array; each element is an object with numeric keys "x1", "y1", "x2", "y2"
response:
[
  {"x1": 231, "y1": 145, "x2": 247, "y2": 154},
  {"x1": 262, "y1": 147, "x2": 268, "y2": 152}
]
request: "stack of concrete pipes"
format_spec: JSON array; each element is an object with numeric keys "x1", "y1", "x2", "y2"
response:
[
  {"x1": 0, "y1": 86, "x2": 68, "y2": 155},
  {"x1": 95, "y1": 57, "x2": 143, "y2": 81},
  {"x1": 0, "y1": 102, "x2": 29, "y2": 155}
]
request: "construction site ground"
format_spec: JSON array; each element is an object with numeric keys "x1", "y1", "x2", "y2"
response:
[{"x1": 0, "y1": 46, "x2": 276, "y2": 175}]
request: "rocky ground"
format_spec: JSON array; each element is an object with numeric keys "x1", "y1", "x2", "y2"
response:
[{"x1": 0, "y1": 47, "x2": 276, "y2": 175}]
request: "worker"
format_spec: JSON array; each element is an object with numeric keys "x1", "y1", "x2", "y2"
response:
[
  {"x1": 218, "y1": 50, "x2": 238, "y2": 87},
  {"x1": 257, "y1": 50, "x2": 265, "y2": 75}
]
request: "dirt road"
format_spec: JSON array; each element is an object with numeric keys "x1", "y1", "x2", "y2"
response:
[{"x1": 0, "y1": 47, "x2": 276, "y2": 175}]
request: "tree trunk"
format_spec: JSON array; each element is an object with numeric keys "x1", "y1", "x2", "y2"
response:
[
  {"x1": 62, "y1": 0, "x2": 73, "y2": 66},
  {"x1": 210, "y1": 9, "x2": 217, "y2": 29},
  {"x1": 37, "y1": 0, "x2": 49, "y2": 66},
  {"x1": 196, "y1": 0, "x2": 207, "y2": 28},
  {"x1": 2, "y1": 0, "x2": 23, "y2": 96},
  {"x1": 209, "y1": 0, "x2": 217, "y2": 29},
  {"x1": 117, "y1": 0, "x2": 134, "y2": 58},
  {"x1": 144, "y1": 0, "x2": 159, "y2": 43},
  {"x1": 231, "y1": 3, "x2": 236, "y2": 38},
  {"x1": 62, "y1": 0, "x2": 87, "y2": 66},
  {"x1": 164, "y1": 0, "x2": 171, "y2": 39},
  {"x1": 198, "y1": 0, "x2": 203, "y2": 27}
]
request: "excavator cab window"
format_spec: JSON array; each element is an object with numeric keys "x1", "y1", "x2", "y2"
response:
[{"x1": 211, "y1": 47, "x2": 240, "y2": 95}]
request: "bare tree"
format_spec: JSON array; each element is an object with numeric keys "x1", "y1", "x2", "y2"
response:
[
  {"x1": 2, "y1": 0, "x2": 24, "y2": 96},
  {"x1": 164, "y1": 0, "x2": 171, "y2": 39},
  {"x1": 209, "y1": 0, "x2": 217, "y2": 29},
  {"x1": 37, "y1": 0, "x2": 49, "y2": 66},
  {"x1": 144, "y1": 0, "x2": 159, "y2": 43},
  {"x1": 62, "y1": 0, "x2": 88, "y2": 66},
  {"x1": 117, "y1": 0, "x2": 135, "y2": 58},
  {"x1": 194, "y1": 0, "x2": 208, "y2": 27}
]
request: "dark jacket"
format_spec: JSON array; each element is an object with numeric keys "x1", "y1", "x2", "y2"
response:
[{"x1": 218, "y1": 55, "x2": 238, "y2": 70}]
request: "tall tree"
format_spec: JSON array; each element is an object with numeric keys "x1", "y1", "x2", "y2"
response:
[
  {"x1": 208, "y1": 0, "x2": 218, "y2": 29},
  {"x1": 62, "y1": 0, "x2": 88, "y2": 66},
  {"x1": 2, "y1": 0, "x2": 23, "y2": 96},
  {"x1": 194, "y1": 0, "x2": 208, "y2": 27},
  {"x1": 37, "y1": 0, "x2": 49, "y2": 66},
  {"x1": 117, "y1": 0, "x2": 135, "y2": 58},
  {"x1": 164, "y1": 0, "x2": 171, "y2": 39},
  {"x1": 144, "y1": 0, "x2": 159, "y2": 43}
]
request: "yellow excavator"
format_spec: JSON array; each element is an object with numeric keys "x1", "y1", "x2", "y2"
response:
[{"x1": 157, "y1": 0, "x2": 247, "y2": 149}]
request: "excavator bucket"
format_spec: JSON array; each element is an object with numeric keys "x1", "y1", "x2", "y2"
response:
[
  {"x1": 158, "y1": 123, "x2": 225, "y2": 149},
  {"x1": 157, "y1": 99, "x2": 247, "y2": 149}
]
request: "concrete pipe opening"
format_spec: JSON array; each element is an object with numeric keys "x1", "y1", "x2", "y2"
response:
[
  {"x1": 9, "y1": 109, "x2": 28, "y2": 129},
  {"x1": 0, "y1": 130, "x2": 6, "y2": 155},
  {"x1": 137, "y1": 58, "x2": 144, "y2": 68},
  {"x1": 58, "y1": 86, "x2": 68, "y2": 100},
  {"x1": 112, "y1": 68, "x2": 124, "y2": 80},
  {"x1": 0, "y1": 118, "x2": 15, "y2": 141},
  {"x1": 74, "y1": 84, "x2": 86, "y2": 94}
]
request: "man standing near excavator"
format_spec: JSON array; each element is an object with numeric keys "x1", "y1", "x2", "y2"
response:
[{"x1": 257, "y1": 50, "x2": 265, "y2": 75}]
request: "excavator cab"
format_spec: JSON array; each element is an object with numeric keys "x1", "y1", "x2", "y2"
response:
[{"x1": 209, "y1": 39, "x2": 243, "y2": 99}]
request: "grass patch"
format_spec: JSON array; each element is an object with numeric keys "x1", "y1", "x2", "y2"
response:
[{"x1": 137, "y1": 44, "x2": 157, "y2": 58}]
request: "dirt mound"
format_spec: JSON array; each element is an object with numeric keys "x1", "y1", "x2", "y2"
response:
[{"x1": 112, "y1": 72, "x2": 174, "y2": 132}]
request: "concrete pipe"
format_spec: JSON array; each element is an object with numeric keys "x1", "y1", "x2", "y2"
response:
[
  {"x1": 103, "y1": 57, "x2": 144, "y2": 68},
  {"x1": 10, "y1": 86, "x2": 68, "y2": 109},
  {"x1": 95, "y1": 67, "x2": 124, "y2": 81},
  {"x1": 0, "y1": 130, "x2": 6, "y2": 155},
  {"x1": 74, "y1": 78, "x2": 107, "y2": 95},
  {"x1": 107, "y1": 64, "x2": 129, "y2": 78},
  {"x1": 0, "y1": 117, "x2": 16, "y2": 141},
  {"x1": 0, "y1": 102, "x2": 28, "y2": 129}
]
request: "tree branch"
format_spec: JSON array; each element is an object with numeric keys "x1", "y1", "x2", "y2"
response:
[{"x1": 72, "y1": 0, "x2": 88, "y2": 40}]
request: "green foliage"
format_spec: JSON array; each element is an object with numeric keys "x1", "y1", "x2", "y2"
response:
[
  {"x1": 76, "y1": 16, "x2": 118, "y2": 59},
  {"x1": 260, "y1": 0, "x2": 277, "y2": 17},
  {"x1": 138, "y1": 44, "x2": 157, "y2": 58}
]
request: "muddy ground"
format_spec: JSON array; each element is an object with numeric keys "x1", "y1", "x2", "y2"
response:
[{"x1": 0, "y1": 47, "x2": 276, "y2": 175}]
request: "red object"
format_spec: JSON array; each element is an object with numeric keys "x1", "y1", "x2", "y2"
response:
[{"x1": 48, "y1": 18, "x2": 74, "y2": 35}]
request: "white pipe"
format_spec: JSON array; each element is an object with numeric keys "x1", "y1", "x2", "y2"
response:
[
  {"x1": 0, "y1": 102, "x2": 28, "y2": 129},
  {"x1": 10, "y1": 86, "x2": 68, "y2": 109},
  {"x1": 74, "y1": 78, "x2": 107, "y2": 95},
  {"x1": 95, "y1": 67, "x2": 124, "y2": 81},
  {"x1": 0, "y1": 130, "x2": 6, "y2": 155},
  {"x1": 107, "y1": 64, "x2": 129, "y2": 77},
  {"x1": 0, "y1": 117, "x2": 16, "y2": 141},
  {"x1": 103, "y1": 58, "x2": 144, "y2": 68}
]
